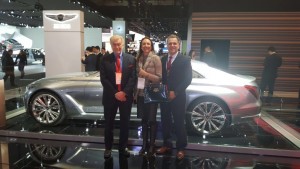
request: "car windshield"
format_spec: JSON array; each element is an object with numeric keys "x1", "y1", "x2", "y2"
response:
[{"x1": 191, "y1": 60, "x2": 248, "y2": 83}]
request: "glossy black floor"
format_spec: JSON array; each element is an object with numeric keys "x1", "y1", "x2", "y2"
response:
[{"x1": 1, "y1": 137, "x2": 300, "y2": 169}]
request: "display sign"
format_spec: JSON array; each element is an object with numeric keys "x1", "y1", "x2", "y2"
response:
[{"x1": 43, "y1": 10, "x2": 83, "y2": 32}]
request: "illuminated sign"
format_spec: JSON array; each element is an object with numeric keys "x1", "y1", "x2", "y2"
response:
[{"x1": 45, "y1": 13, "x2": 78, "y2": 23}]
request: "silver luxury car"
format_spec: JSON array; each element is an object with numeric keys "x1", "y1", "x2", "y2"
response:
[{"x1": 24, "y1": 60, "x2": 261, "y2": 136}]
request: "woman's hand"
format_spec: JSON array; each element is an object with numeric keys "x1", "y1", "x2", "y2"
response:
[{"x1": 138, "y1": 68, "x2": 149, "y2": 78}]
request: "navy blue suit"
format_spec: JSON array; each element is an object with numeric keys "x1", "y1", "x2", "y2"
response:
[{"x1": 160, "y1": 53, "x2": 192, "y2": 150}]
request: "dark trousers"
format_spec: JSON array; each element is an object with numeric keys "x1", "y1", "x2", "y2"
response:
[
  {"x1": 137, "y1": 96, "x2": 157, "y2": 124},
  {"x1": 18, "y1": 63, "x2": 25, "y2": 78},
  {"x1": 160, "y1": 94, "x2": 187, "y2": 150},
  {"x1": 260, "y1": 76, "x2": 276, "y2": 95},
  {"x1": 104, "y1": 97, "x2": 132, "y2": 151},
  {"x1": 3, "y1": 70, "x2": 15, "y2": 86}
]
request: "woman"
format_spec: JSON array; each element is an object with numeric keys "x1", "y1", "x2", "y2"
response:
[
  {"x1": 136, "y1": 37, "x2": 162, "y2": 156},
  {"x1": 15, "y1": 50, "x2": 27, "y2": 79}
]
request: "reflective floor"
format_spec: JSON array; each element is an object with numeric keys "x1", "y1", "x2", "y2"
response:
[
  {"x1": 1, "y1": 137, "x2": 300, "y2": 169},
  {"x1": 1, "y1": 63, "x2": 300, "y2": 168}
]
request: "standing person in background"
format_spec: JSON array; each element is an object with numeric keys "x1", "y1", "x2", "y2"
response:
[
  {"x1": 136, "y1": 37, "x2": 162, "y2": 156},
  {"x1": 1, "y1": 46, "x2": 7, "y2": 72},
  {"x1": 156, "y1": 34, "x2": 192, "y2": 161},
  {"x1": 81, "y1": 46, "x2": 98, "y2": 72},
  {"x1": 100, "y1": 35, "x2": 136, "y2": 159},
  {"x1": 93, "y1": 46, "x2": 102, "y2": 71},
  {"x1": 202, "y1": 46, "x2": 216, "y2": 67},
  {"x1": 101, "y1": 47, "x2": 109, "y2": 56},
  {"x1": 260, "y1": 46, "x2": 282, "y2": 103},
  {"x1": 15, "y1": 50, "x2": 27, "y2": 79},
  {"x1": 3, "y1": 49, "x2": 17, "y2": 87},
  {"x1": 188, "y1": 50, "x2": 196, "y2": 60}
]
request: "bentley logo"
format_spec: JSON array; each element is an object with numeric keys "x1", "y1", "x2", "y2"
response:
[{"x1": 45, "y1": 13, "x2": 78, "y2": 22}]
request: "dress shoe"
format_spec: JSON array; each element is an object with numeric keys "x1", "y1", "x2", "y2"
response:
[
  {"x1": 119, "y1": 149, "x2": 130, "y2": 158},
  {"x1": 176, "y1": 151, "x2": 185, "y2": 160},
  {"x1": 156, "y1": 146, "x2": 171, "y2": 154},
  {"x1": 139, "y1": 148, "x2": 146, "y2": 156},
  {"x1": 104, "y1": 149, "x2": 112, "y2": 159}
]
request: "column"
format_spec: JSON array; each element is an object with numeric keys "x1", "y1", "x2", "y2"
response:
[
  {"x1": 113, "y1": 18, "x2": 126, "y2": 52},
  {"x1": 43, "y1": 10, "x2": 84, "y2": 77}
]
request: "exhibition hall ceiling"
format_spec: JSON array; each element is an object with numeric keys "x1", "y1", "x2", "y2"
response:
[{"x1": 0, "y1": 0, "x2": 191, "y2": 40}]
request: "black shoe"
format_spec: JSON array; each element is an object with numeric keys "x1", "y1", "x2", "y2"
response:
[
  {"x1": 104, "y1": 149, "x2": 112, "y2": 159},
  {"x1": 148, "y1": 145, "x2": 155, "y2": 157},
  {"x1": 139, "y1": 148, "x2": 146, "y2": 156},
  {"x1": 119, "y1": 149, "x2": 130, "y2": 158}
]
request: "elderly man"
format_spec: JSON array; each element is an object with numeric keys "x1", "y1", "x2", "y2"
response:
[
  {"x1": 99, "y1": 35, "x2": 136, "y2": 159},
  {"x1": 156, "y1": 34, "x2": 192, "y2": 160}
]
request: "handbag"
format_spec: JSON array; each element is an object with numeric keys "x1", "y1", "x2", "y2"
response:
[{"x1": 144, "y1": 83, "x2": 169, "y2": 103}]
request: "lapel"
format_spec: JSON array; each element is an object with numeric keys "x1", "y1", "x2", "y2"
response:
[
  {"x1": 122, "y1": 53, "x2": 128, "y2": 73},
  {"x1": 162, "y1": 55, "x2": 168, "y2": 70},
  {"x1": 169, "y1": 53, "x2": 181, "y2": 72}
]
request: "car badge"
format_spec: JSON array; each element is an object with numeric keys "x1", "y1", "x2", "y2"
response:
[{"x1": 45, "y1": 14, "x2": 77, "y2": 22}]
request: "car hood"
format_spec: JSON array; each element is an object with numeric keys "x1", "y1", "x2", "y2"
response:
[
  {"x1": 31, "y1": 72, "x2": 98, "y2": 85},
  {"x1": 46, "y1": 71, "x2": 98, "y2": 80}
]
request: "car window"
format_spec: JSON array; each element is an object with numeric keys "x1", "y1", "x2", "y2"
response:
[{"x1": 192, "y1": 70, "x2": 204, "y2": 78}]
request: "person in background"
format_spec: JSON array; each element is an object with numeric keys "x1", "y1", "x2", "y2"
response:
[
  {"x1": 136, "y1": 37, "x2": 162, "y2": 156},
  {"x1": 3, "y1": 49, "x2": 17, "y2": 87},
  {"x1": 93, "y1": 46, "x2": 102, "y2": 71},
  {"x1": 202, "y1": 46, "x2": 216, "y2": 67},
  {"x1": 100, "y1": 35, "x2": 136, "y2": 159},
  {"x1": 101, "y1": 47, "x2": 109, "y2": 56},
  {"x1": 188, "y1": 50, "x2": 196, "y2": 60},
  {"x1": 15, "y1": 50, "x2": 27, "y2": 79},
  {"x1": 1, "y1": 45, "x2": 7, "y2": 72},
  {"x1": 156, "y1": 34, "x2": 192, "y2": 161},
  {"x1": 81, "y1": 46, "x2": 98, "y2": 72},
  {"x1": 260, "y1": 46, "x2": 282, "y2": 103}
]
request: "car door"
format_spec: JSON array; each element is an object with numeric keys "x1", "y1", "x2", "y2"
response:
[{"x1": 82, "y1": 72, "x2": 103, "y2": 114}]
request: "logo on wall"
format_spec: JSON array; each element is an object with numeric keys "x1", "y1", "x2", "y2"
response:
[
  {"x1": 45, "y1": 13, "x2": 78, "y2": 23},
  {"x1": 45, "y1": 13, "x2": 78, "y2": 30}
]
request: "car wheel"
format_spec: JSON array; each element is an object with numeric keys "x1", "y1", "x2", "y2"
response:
[
  {"x1": 29, "y1": 91, "x2": 66, "y2": 126},
  {"x1": 29, "y1": 131, "x2": 66, "y2": 164},
  {"x1": 186, "y1": 97, "x2": 230, "y2": 136},
  {"x1": 191, "y1": 157, "x2": 229, "y2": 169}
]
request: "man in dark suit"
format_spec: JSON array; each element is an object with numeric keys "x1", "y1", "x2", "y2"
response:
[
  {"x1": 93, "y1": 46, "x2": 103, "y2": 71},
  {"x1": 156, "y1": 34, "x2": 192, "y2": 160},
  {"x1": 260, "y1": 46, "x2": 282, "y2": 103},
  {"x1": 81, "y1": 46, "x2": 98, "y2": 72},
  {"x1": 100, "y1": 35, "x2": 136, "y2": 159}
]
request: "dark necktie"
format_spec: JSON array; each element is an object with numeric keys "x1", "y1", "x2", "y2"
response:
[
  {"x1": 167, "y1": 56, "x2": 173, "y2": 72},
  {"x1": 116, "y1": 55, "x2": 121, "y2": 91}
]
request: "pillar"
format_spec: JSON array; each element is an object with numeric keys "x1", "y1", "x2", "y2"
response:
[
  {"x1": 43, "y1": 10, "x2": 84, "y2": 77},
  {"x1": 113, "y1": 18, "x2": 126, "y2": 52}
]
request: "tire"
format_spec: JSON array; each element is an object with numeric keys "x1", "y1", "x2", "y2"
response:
[
  {"x1": 29, "y1": 91, "x2": 66, "y2": 126},
  {"x1": 191, "y1": 157, "x2": 229, "y2": 169},
  {"x1": 186, "y1": 97, "x2": 230, "y2": 136},
  {"x1": 28, "y1": 131, "x2": 66, "y2": 164}
]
